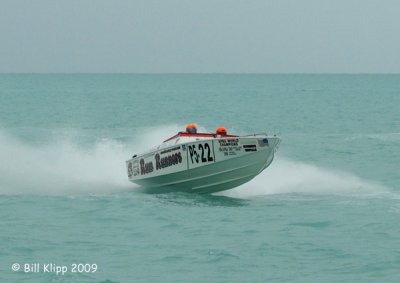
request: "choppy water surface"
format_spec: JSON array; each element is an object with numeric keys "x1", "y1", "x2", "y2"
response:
[{"x1": 0, "y1": 74, "x2": 399, "y2": 282}]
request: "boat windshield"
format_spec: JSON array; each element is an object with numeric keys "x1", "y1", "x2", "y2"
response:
[{"x1": 163, "y1": 132, "x2": 238, "y2": 143}]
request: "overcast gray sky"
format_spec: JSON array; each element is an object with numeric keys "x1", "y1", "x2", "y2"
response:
[{"x1": 0, "y1": 0, "x2": 399, "y2": 73}]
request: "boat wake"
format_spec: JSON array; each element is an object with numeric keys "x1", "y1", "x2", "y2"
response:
[
  {"x1": 220, "y1": 157, "x2": 389, "y2": 198},
  {"x1": 0, "y1": 130, "x2": 133, "y2": 195},
  {"x1": 0, "y1": 127, "x2": 389, "y2": 197}
]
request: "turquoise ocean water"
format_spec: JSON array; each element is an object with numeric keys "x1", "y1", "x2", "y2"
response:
[{"x1": 0, "y1": 74, "x2": 399, "y2": 282}]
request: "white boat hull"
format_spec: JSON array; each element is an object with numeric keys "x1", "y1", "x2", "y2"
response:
[{"x1": 126, "y1": 135, "x2": 280, "y2": 193}]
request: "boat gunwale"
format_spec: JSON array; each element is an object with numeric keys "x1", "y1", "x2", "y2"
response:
[
  {"x1": 126, "y1": 134, "x2": 278, "y2": 163},
  {"x1": 163, "y1": 131, "x2": 239, "y2": 143}
]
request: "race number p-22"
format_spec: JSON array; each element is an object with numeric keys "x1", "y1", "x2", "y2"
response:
[{"x1": 188, "y1": 142, "x2": 214, "y2": 164}]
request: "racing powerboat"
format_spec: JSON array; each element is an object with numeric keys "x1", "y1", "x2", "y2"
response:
[{"x1": 126, "y1": 124, "x2": 281, "y2": 193}]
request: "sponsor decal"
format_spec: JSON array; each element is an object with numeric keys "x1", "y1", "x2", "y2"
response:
[
  {"x1": 243, "y1": 144, "x2": 257, "y2": 152},
  {"x1": 132, "y1": 161, "x2": 139, "y2": 176},
  {"x1": 140, "y1": 158, "x2": 154, "y2": 175},
  {"x1": 160, "y1": 146, "x2": 180, "y2": 155},
  {"x1": 128, "y1": 161, "x2": 140, "y2": 177},
  {"x1": 155, "y1": 152, "x2": 182, "y2": 170},
  {"x1": 136, "y1": 148, "x2": 183, "y2": 175},
  {"x1": 219, "y1": 145, "x2": 241, "y2": 156},
  {"x1": 258, "y1": 138, "x2": 269, "y2": 147},
  {"x1": 127, "y1": 162, "x2": 133, "y2": 177},
  {"x1": 218, "y1": 139, "x2": 239, "y2": 147}
]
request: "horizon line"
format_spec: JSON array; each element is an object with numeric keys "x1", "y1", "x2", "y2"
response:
[{"x1": 0, "y1": 72, "x2": 399, "y2": 75}]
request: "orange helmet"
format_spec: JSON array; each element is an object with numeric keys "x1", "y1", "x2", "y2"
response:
[
  {"x1": 186, "y1": 123, "x2": 197, "y2": 133},
  {"x1": 216, "y1": 127, "x2": 227, "y2": 135}
]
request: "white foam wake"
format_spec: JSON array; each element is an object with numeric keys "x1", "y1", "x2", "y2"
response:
[
  {"x1": 0, "y1": 135, "x2": 128, "y2": 195},
  {"x1": 220, "y1": 157, "x2": 388, "y2": 198}
]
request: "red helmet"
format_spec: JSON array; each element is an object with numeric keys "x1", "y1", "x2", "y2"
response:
[{"x1": 216, "y1": 127, "x2": 227, "y2": 135}]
